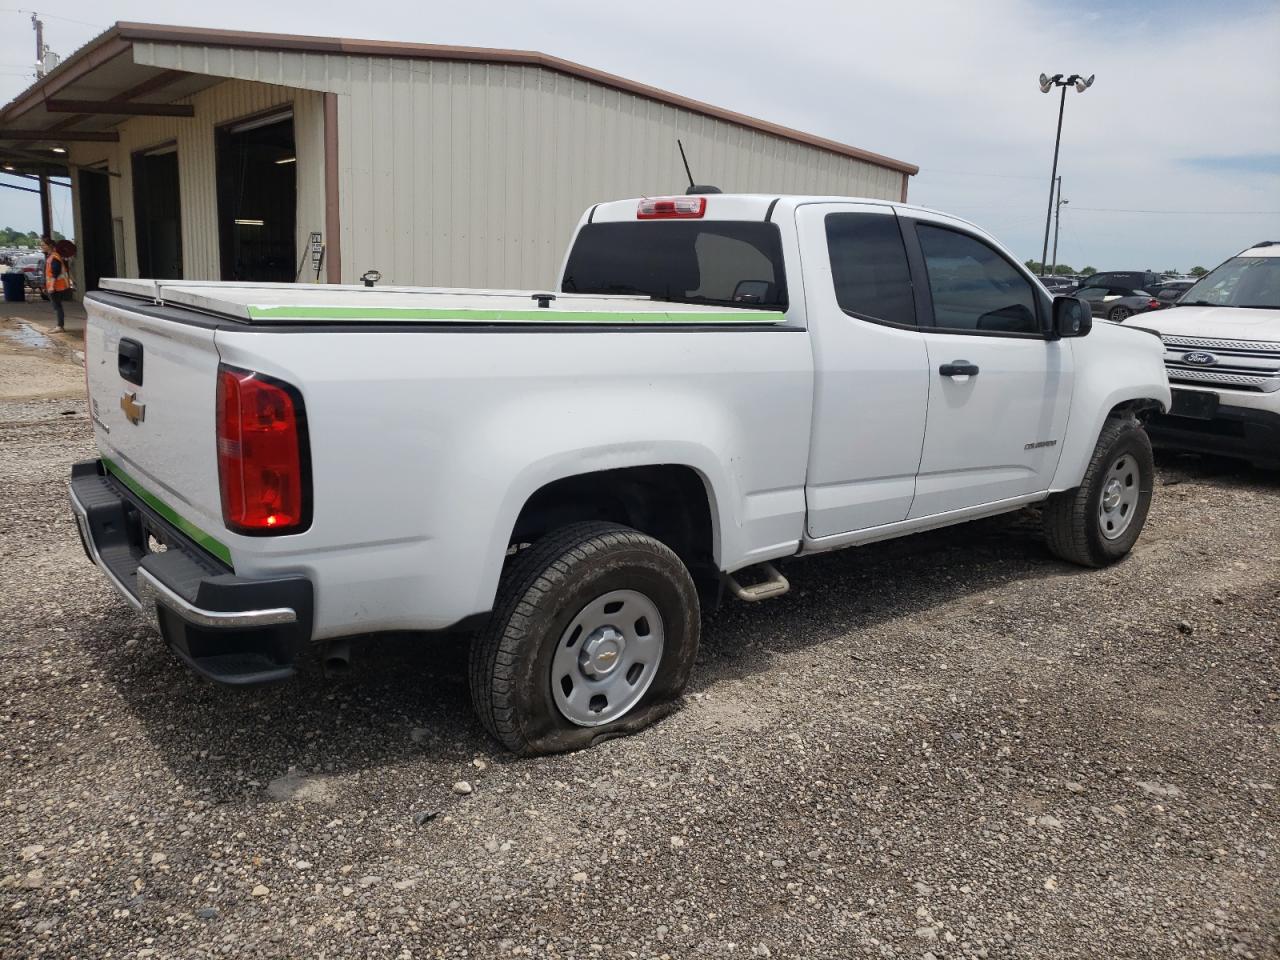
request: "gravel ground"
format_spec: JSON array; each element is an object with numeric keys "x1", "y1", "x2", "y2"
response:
[{"x1": 1, "y1": 330, "x2": 1277, "y2": 959}]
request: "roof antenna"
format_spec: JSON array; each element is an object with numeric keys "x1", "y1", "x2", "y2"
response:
[{"x1": 677, "y1": 139, "x2": 721, "y2": 196}]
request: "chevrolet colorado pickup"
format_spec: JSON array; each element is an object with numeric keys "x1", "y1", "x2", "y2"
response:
[
  {"x1": 70, "y1": 193, "x2": 1171, "y2": 754},
  {"x1": 1130, "y1": 241, "x2": 1280, "y2": 468}
]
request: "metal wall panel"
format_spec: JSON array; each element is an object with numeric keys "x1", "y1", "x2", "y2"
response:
[
  {"x1": 68, "y1": 77, "x2": 325, "y2": 282},
  {"x1": 131, "y1": 43, "x2": 908, "y2": 287}
]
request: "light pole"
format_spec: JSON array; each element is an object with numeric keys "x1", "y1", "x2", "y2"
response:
[
  {"x1": 1051, "y1": 179, "x2": 1068, "y2": 276},
  {"x1": 1038, "y1": 72, "x2": 1093, "y2": 275}
]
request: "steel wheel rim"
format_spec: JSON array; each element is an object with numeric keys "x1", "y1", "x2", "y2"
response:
[
  {"x1": 1098, "y1": 454, "x2": 1141, "y2": 540},
  {"x1": 550, "y1": 589, "x2": 664, "y2": 727}
]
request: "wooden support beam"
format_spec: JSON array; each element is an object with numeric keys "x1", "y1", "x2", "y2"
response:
[
  {"x1": 0, "y1": 129, "x2": 119, "y2": 142},
  {"x1": 43, "y1": 99, "x2": 194, "y2": 118}
]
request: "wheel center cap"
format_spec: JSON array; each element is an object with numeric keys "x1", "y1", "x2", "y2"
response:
[
  {"x1": 1102, "y1": 479, "x2": 1123, "y2": 511},
  {"x1": 580, "y1": 627, "x2": 625, "y2": 677}
]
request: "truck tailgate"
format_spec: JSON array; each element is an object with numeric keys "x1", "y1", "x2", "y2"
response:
[{"x1": 84, "y1": 295, "x2": 226, "y2": 554}]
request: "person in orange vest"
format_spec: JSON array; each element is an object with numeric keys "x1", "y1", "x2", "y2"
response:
[{"x1": 40, "y1": 236, "x2": 71, "y2": 331}]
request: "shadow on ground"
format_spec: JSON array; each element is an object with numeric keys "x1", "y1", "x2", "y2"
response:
[{"x1": 71, "y1": 453, "x2": 1278, "y2": 799}]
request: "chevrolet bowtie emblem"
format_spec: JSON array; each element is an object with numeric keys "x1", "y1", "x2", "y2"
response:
[{"x1": 120, "y1": 391, "x2": 146, "y2": 425}]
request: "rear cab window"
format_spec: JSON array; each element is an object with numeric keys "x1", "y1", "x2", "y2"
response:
[
  {"x1": 561, "y1": 221, "x2": 788, "y2": 310},
  {"x1": 824, "y1": 212, "x2": 916, "y2": 327}
]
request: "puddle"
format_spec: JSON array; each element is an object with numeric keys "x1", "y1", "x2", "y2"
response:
[{"x1": 0, "y1": 322, "x2": 52, "y2": 349}]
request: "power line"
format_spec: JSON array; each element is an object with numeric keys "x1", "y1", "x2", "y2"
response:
[
  {"x1": 4, "y1": 8, "x2": 107, "y2": 30},
  {"x1": 920, "y1": 169, "x2": 1043, "y2": 181},
  {"x1": 1070, "y1": 206, "x2": 1280, "y2": 215}
]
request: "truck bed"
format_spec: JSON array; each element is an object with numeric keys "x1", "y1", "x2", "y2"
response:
[{"x1": 97, "y1": 279, "x2": 786, "y2": 327}]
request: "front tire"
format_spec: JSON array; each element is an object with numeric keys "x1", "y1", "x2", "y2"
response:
[
  {"x1": 1043, "y1": 416, "x2": 1154, "y2": 567},
  {"x1": 469, "y1": 522, "x2": 700, "y2": 755}
]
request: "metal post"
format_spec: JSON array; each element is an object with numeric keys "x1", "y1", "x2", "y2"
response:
[
  {"x1": 1050, "y1": 177, "x2": 1062, "y2": 275},
  {"x1": 1040, "y1": 83, "x2": 1067, "y2": 274},
  {"x1": 39, "y1": 172, "x2": 52, "y2": 238}
]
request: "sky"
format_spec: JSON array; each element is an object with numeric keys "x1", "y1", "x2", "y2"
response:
[{"x1": 0, "y1": 0, "x2": 1277, "y2": 272}]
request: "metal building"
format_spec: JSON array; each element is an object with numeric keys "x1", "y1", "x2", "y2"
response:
[{"x1": 0, "y1": 22, "x2": 917, "y2": 291}]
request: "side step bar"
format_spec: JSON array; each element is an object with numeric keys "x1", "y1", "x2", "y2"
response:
[{"x1": 722, "y1": 562, "x2": 790, "y2": 602}]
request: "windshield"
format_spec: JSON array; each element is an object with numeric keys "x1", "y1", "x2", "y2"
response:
[
  {"x1": 1180, "y1": 256, "x2": 1280, "y2": 309},
  {"x1": 562, "y1": 221, "x2": 788, "y2": 310}
]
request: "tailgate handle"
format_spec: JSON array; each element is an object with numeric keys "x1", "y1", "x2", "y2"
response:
[{"x1": 118, "y1": 338, "x2": 144, "y2": 386}]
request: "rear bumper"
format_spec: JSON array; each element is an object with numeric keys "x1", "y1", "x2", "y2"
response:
[
  {"x1": 68, "y1": 460, "x2": 313, "y2": 684},
  {"x1": 1146, "y1": 401, "x2": 1280, "y2": 468}
]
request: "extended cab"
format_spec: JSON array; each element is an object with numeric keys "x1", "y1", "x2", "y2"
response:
[
  {"x1": 1135, "y1": 242, "x2": 1280, "y2": 468},
  {"x1": 70, "y1": 194, "x2": 1170, "y2": 754}
]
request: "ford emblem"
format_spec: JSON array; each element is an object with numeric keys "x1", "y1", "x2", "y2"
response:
[{"x1": 1182, "y1": 351, "x2": 1218, "y2": 366}]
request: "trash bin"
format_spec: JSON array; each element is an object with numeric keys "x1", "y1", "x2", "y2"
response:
[{"x1": 2, "y1": 271, "x2": 26, "y2": 302}]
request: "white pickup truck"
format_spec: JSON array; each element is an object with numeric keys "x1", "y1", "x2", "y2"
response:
[
  {"x1": 70, "y1": 193, "x2": 1170, "y2": 754},
  {"x1": 1131, "y1": 241, "x2": 1280, "y2": 468}
]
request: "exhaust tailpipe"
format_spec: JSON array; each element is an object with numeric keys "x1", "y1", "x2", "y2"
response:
[{"x1": 322, "y1": 639, "x2": 351, "y2": 676}]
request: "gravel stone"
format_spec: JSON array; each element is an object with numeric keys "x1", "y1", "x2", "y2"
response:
[{"x1": 0, "y1": 332, "x2": 1277, "y2": 958}]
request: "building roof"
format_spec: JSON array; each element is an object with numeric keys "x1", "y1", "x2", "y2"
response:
[{"x1": 0, "y1": 21, "x2": 918, "y2": 178}]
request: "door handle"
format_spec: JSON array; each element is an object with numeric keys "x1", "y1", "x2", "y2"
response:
[{"x1": 939, "y1": 361, "x2": 979, "y2": 377}]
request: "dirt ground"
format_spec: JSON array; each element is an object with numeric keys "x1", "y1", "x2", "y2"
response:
[{"x1": 1, "y1": 316, "x2": 1276, "y2": 959}]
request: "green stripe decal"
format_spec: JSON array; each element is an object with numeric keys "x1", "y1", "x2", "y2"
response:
[
  {"x1": 245, "y1": 305, "x2": 786, "y2": 324},
  {"x1": 101, "y1": 457, "x2": 233, "y2": 568}
]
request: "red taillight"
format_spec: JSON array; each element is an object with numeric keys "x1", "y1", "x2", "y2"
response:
[
  {"x1": 637, "y1": 196, "x2": 707, "y2": 219},
  {"x1": 1147, "y1": 299, "x2": 1161, "y2": 310},
  {"x1": 216, "y1": 366, "x2": 309, "y2": 534}
]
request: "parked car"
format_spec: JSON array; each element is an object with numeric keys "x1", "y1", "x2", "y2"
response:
[
  {"x1": 1087, "y1": 270, "x2": 1162, "y2": 292},
  {"x1": 1038, "y1": 275, "x2": 1077, "y2": 292},
  {"x1": 14, "y1": 253, "x2": 46, "y2": 299},
  {"x1": 69, "y1": 193, "x2": 1170, "y2": 754},
  {"x1": 1074, "y1": 283, "x2": 1163, "y2": 322},
  {"x1": 1136, "y1": 241, "x2": 1280, "y2": 468},
  {"x1": 1152, "y1": 279, "x2": 1195, "y2": 304}
]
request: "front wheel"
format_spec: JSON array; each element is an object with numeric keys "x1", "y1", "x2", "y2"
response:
[
  {"x1": 1108, "y1": 306, "x2": 1132, "y2": 322},
  {"x1": 469, "y1": 522, "x2": 700, "y2": 755},
  {"x1": 1043, "y1": 416, "x2": 1154, "y2": 567}
]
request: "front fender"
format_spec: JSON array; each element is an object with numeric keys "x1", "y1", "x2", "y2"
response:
[{"x1": 1050, "y1": 324, "x2": 1171, "y2": 491}]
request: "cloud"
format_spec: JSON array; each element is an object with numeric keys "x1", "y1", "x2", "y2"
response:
[
  {"x1": 1180, "y1": 154, "x2": 1280, "y2": 176},
  {"x1": 0, "y1": 0, "x2": 1276, "y2": 271}
]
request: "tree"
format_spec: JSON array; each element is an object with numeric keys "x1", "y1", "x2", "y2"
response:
[
  {"x1": 1052, "y1": 264, "x2": 1075, "y2": 275},
  {"x1": 1024, "y1": 259, "x2": 1044, "y2": 273},
  {"x1": 1081, "y1": 266, "x2": 1097, "y2": 276},
  {"x1": 1190, "y1": 266, "x2": 1209, "y2": 277}
]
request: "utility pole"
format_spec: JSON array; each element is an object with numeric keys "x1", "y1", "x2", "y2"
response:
[
  {"x1": 1050, "y1": 177, "x2": 1067, "y2": 276},
  {"x1": 32, "y1": 13, "x2": 45, "y2": 78}
]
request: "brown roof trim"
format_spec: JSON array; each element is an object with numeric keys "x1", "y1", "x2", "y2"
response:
[{"x1": 111, "y1": 22, "x2": 916, "y2": 176}]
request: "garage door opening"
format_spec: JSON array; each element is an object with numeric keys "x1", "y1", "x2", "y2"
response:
[
  {"x1": 132, "y1": 144, "x2": 182, "y2": 279},
  {"x1": 78, "y1": 166, "x2": 115, "y2": 290},
  {"x1": 217, "y1": 110, "x2": 296, "y2": 282}
]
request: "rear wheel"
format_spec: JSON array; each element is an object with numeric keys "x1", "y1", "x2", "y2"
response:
[
  {"x1": 1043, "y1": 416, "x2": 1154, "y2": 567},
  {"x1": 469, "y1": 522, "x2": 700, "y2": 755},
  {"x1": 1108, "y1": 306, "x2": 1131, "y2": 322}
]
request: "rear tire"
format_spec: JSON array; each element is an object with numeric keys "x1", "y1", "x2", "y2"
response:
[
  {"x1": 1043, "y1": 416, "x2": 1154, "y2": 567},
  {"x1": 1108, "y1": 306, "x2": 1131, "y2": 322},
  {"x1": 469, "y1": 522, "x2": 700, "y2": 755}
]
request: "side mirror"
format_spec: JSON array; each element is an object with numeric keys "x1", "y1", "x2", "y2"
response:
[{"x1": 1051, "y1": 295, "x2": 1092, "y2": 338}]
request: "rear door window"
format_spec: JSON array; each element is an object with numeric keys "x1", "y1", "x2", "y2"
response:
[
  {"x1": 561, "y1": 221, "x2": 787, "y2": 310},
  {"x1": 824, "y1": 212, "x2": 916, "y2": 327}
]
